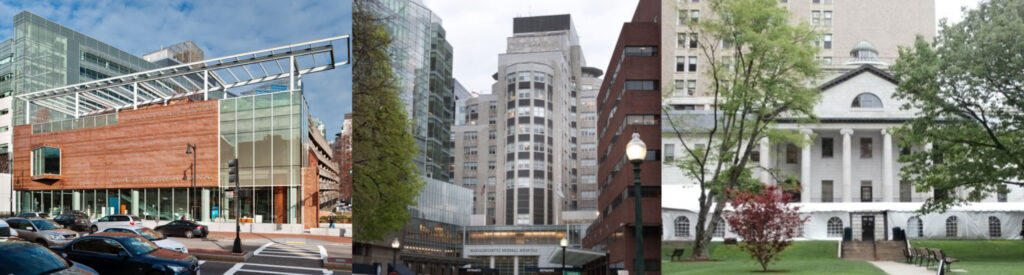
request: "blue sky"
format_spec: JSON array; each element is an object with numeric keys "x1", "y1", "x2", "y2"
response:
[{"x1": 0, "y1": 0, "x2": 352, "y2": 140}]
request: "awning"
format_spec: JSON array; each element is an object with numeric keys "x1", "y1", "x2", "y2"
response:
[{"x1": 548, "y1": 247, "x2": 606, "y2": 267}]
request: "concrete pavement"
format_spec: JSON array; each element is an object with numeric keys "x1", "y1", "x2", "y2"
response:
[{"x1": 869, "y1": 261, "x2": 935, "y2": 275}]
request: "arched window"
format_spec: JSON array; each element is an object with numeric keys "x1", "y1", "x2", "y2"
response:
[
  {"x1": 945, "y1": 216, "x2": 959, "y2": 238},
  {"x1": 674, "y1": 216, "x2": 691, "y2": 237},
  {"x1": 988, "y1": 216, "x2": 1002, "y2": 238},
  {"x1": 714, "y1": 218, "x2": 726, "y2": 238},
  {"x1": 907, "y1": 217, "x2": 923, "y2": 238},
  {"x1": 851, "y1": 93, "x2": 883, "y2": 108},
  {"x1": 827, "y1": 217, "x2": 843, "y2": 238}
]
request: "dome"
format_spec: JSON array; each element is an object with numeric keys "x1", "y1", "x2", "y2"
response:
[
  {"x1": 849, "y1": 41, "x2": 878, "y2": 57},
  {"x1": 846, "y1": 40, "x2": 885, "y2": 66}
]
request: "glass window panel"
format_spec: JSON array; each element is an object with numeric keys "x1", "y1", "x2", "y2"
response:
[
  {"x1": 238, "y1": 132, "x2": 254, "y2": 168},
  {"x1": 272, "y1": 130, "x2": 291, "y2": 166},
  {"x1": 254, "y1": 94, "x2": 273, "y2": 110},
  {"x1": 273, "y1": 114, "x2": 290, "y2": 130},
  {"x1": 240, "y1": 166, "x2": 254, "y2": 187},
  {"x1": 255, "y1": 187, "x2": 271, "y2": 223},
  {"x1": 118, "y1": 189, "x2": 131, "y2": 216},
  {"x1": 273, "y1": 92, "x2": 290, "y2": 107},
  {"x1": 83, "y1": 190, "x2": 95, "y2": 218},
  {"x1": 220, "y1": 120, "x2": 235, "y2": 133},
  {"x1": 96, "y1": 190, "x2": 107, "y2": 217},
  {"x1": 292, "y1": 128, "x2": 301, "y2": 162},
  {"x1": 273, "y1": 166, "x2": 290, "y2": 187},
  {"x1": 254, "y1": 131, "x2": 272, "y2": 167},
  {"x1": 254, "y1": 117, "x2": 272, "y2": 131},
  {"x1": 144, "y1": 189, "x2": 158, "y2": 220},
  {"x1": 95, "y1": 116, "x2": 107, "y2": 127},
  {"x1": 173, "y1": 188, "x2": 187, "y2": 220},
  {"x1": 236, "y1": 117, "x2": 253, "y2": 133},
  {"x1": 220, "y1": 134, "x2": 237, "y2": 169}
]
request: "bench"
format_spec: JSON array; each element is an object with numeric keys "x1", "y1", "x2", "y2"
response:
[
  {"x1": 902, "y1": 248, "x2": 913, "y2": 264},
  {"x1": 925, "y1": 248, "x2": 940, "y2": 268},
  {"x1": 937, "y1": 249, "x2": 959, "y2": 273},
  {"x1": 668, "y1": 248, "x2": 686, "y2": 262}
]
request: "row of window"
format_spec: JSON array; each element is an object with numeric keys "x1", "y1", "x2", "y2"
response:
[
  {"x1": 673, "y1": 215, "x2": 1013, "y2": 239},
  {"x1": 81, "y1": 52, "x2": 134, "y2": 75},
  {"x1": 810, "y1": 10, "x2": 833, "y2": 27},
  {"x1": 675, "y1": 56, "x2": 699, "y2": 73}
]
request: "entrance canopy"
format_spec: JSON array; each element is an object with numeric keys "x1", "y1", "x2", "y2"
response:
[
  {"x1": 16, "y1": 35, "x2": 350, "y2": 120},
  {"x1": 548, "y1": 247, "x2": 606, "y2": 267}
]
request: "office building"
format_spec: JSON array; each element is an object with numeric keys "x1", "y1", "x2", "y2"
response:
[
  {"x1": 452, "y1": 14, "x2": 603, "y2": 226},
  {"x1": 0, "y1": 39, "x2": 11, "y2": 213},
  {"x1": 583, "y1": 0, "x2": 663, "y2": 273},
  {"x1": 332, "y1": 113, "x2": 353, "y2": 204}
]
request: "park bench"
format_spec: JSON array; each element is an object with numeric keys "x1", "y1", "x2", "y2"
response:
[
  {"x1": 937, "y1": 249, "x2": 959, "y2": 273},
  {"x1": 925, "y1": 248, "x2": 940, "y2": 268},
  {"x1": 668, "y1": 248, "x2": 686, "y2": 261},
  {"x1": 902, "y1": 248, "x2": 913, "y2": 264},
  {"x1": 913, "y1": 247, "x2": 927, "y2": 266}
]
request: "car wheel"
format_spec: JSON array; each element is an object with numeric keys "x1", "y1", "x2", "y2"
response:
[
  {"x1": 36, "y1": 239, "x2": 48, "y2": 247},
  {"x1": 185, "y1": 230, "x2": 194, "y2": 239},
  {"x1": 90, "y1": 225, "x2": 98, "y2": 233}
]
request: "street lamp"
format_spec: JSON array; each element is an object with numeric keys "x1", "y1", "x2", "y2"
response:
[
  {"x1": 625, "y1": 130, "x2": 647, "y2": 275},
  {"x1": 560, "y1": 237, "x2": 568, "y2": 274},
  {"x1": 391, "y1": 237, "x2": 401, "y2": 273},
  {"x1": 185, "y1": 143, "x2": 197, "y2": 221}
]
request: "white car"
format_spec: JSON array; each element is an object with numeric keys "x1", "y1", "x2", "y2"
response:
[
  {"x1": 90, "y1": 214, "x2": 140, "y2": 233},
  {"x1": 0, "y1": 219, "x2": 19, "y2": 241},
  {"x1": 101, "y1": 226, "x2": 188, "y2": 253}
]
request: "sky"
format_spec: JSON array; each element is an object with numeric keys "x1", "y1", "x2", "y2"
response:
[
  {"x1": 0, "y1": 0, "x2": 352, "y2": 140},
  {"x1": 423, "y1": 0, "x2": 983, "y2": 95}
]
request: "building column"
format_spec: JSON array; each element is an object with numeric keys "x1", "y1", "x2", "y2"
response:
[
  {"x1": 800, "y1": 129, "x2": 812, "y2": 203},
  {"x1": 201, "y1": 189, "x2": 211, "y2": 222},
  {"x1": 130, "y1": 190, "x2": 139, "y2": 217},
  {"x1": 759, "y1": 137, "x2": 771, "y2": 185},
  {"x1": 72, "y1": 191, "x2": 81, "y2": 211},
  {"x1": 841, "y1": 128, "x2": 854, "y2": 202},
  {"x1": 882, "y1": 129, "x2": 894, "y2": 202},
  {"x1": 513, "y1": 256, "x2": 519, "y2": 275},
  {"x1": 288, "y1": 186, "x2": 298, "y2": 224}
]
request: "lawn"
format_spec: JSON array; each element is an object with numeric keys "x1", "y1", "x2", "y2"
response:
[
  {"x1": 661, "y1": 241, "x2": 885, "y2": 274},
  {"x1": 911, "y1": 240, "x2": 1024, "y2": 274}
]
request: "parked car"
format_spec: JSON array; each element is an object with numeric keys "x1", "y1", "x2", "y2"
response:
[
  {"x1": 0, "y1": 219, "x2": 20, "y2": 242},
  {"x1": 17, "y1": 212, "x2": 50, "y2": 219},
  {"x1": 51, "y1": 232, "x2": 199, "y2": 275},
  {"x1": 55, "y1": 213, "x2": 93, "y2": 232},
  {"x1": 0, "y1": 241, "x2": 99, "y2": 275},
  {"x1": 154, "y1": 220, "x2": 208, "y2": 239},
  {"x1": 90, "y1": 214, "x2": 141, "y2": 233},
  {"x1": 102, "y1": 226, "x2": 188, "y2": 253},
  {"x1": 4, "y1": 217, "x2": 79, "y2": 247}
]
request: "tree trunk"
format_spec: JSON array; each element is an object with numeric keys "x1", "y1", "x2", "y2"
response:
[{"x1": 691, "y1": 199, "x2": 727, "y2": 260}]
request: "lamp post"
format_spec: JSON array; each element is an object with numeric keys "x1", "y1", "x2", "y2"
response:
[
  {"x1": 391, "y1": 237, "x2": 401, "y2": 273},
  {"x1": 560, "y1": 237, "x2": 568, "y2": 274},
  {"x1": 625, "y1": 130, "x2": 647, "y2": 275},
  {"x1": 185, "y1": 143, "x2": 197, "y2": 221}
]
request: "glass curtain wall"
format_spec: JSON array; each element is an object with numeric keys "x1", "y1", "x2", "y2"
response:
[{"x1": 16, "y1": 187, "x2": 217, "y2": 220}]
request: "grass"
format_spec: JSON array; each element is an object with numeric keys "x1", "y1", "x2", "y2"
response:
[
  {"x1": 911, "y1": 240, "x2": 1024, "y2": 274},
  {"x1": 661, "y1": 241, "x2": 885, "y2": 274}
]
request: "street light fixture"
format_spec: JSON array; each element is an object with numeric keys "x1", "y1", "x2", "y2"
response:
[
  {"x1": 185, "y1": 143, "x2": 197, "y2": 221},
  {"x1": 625, "y1": 130, "x2": 647, "y2": 275},
  {"x1": 391, "y1": 237, "x2": 401, "y2": 273},
  {"x1": 560, "y1": 237, "x2": 568, "y2": 274}
]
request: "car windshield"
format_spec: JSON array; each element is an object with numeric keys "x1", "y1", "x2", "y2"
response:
[
  {"x1": 29, "y1": 219, "x2": 62, "y2": 231},
  {"x1": 0, "y1": 243, "x2": 69, "y2": 275},
  {"x1": 138, "y1": 228, "x2": 166, "y2": 240},
  {"x1": 121, "y1": 235, "x2": 160, "y2": 255}
]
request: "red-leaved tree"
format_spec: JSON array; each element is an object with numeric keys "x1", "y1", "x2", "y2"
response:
[{"x1": 725, "y1": 186, "x2": 809, "y2": 271}]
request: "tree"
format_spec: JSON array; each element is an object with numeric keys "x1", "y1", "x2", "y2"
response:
[
  {"x1": 351, "y1": 0, "x2": 425, "y2": 242},
  {"x1": 891, "y1": 0, "x2": 1024, "y2": 213},
  {"x1": 664, "y1": 0, "x2": 820, "y2": 260},
  {"x1": 725, "y1": 186, "x2": 808, "y2": 272}
]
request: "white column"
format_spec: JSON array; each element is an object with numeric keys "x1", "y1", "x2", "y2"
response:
[
  {"x1": 72, "y1": 191, "x2": 81, "y2": 211},
  {"x1": 882, "y1": 129, "x2": 894, "y2": 202},
  {"x1": 841, "y1": 128, "x2": 854, "y2": 202},
  {"x1": 131, "y1": 190, "x2": 139, "y2": 217},
  {"x1": 203, "y1": 70, "x2": 209, "y2": 101},
  {"x1": 759, "y1": 137, "x2": 771, "y2": 185},
  {"x1": 132, "y1": 82, "x2": 139, "y2": 110},
  {"x1": 800, "y1": 129, "x2": 812, "y2": 203},
  {"x1": 201, "y1": 189, "x2": 211, "y2": 222},
  {"x1": 74, "y1": 93, "x2": 80, "y2": 118},
  {"x1": 289, "y1": 56, "x2": 296, "y2": 91}
]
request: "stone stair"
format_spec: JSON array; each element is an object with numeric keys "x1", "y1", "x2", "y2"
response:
[{"x1": 842, "y1": 241, "x2": 906, "y2": 261}]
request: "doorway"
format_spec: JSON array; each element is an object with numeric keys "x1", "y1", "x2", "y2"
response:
[{"x1": 862, "y1": 215, "x2": 875, "y2": 241}]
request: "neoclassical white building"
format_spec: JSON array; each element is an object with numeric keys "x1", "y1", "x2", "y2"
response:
[{"x1": 662, "y1": 45, "x2": 1024, "y2": 242}]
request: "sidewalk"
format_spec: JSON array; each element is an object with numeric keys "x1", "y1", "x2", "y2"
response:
[{"x1": 869, "y1": 261, "x2": 933, "y2": 275}]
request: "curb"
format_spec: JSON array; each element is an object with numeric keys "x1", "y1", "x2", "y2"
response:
[
  {"x1": 190, "y1": 249, "x2": 252, "y2": 263},
  {"x1": 324, "y1": 257, "x2": 353, "y2": 272}
]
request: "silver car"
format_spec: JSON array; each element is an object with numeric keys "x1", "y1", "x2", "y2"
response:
[{"x1": 3, "y1": 218, "x2": 79, "y2": 247}]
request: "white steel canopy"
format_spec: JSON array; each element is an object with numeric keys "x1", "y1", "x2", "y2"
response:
[{"x1": 17, "y1": 35, "x2": 350, "y2": 120}]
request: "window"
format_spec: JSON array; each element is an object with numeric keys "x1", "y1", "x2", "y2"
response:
[
  {"x1": 690, "y1": 10, "x2": 700, "y2": 23},
  {"x1": 860, "y1": 181, "x2": 873, "y2": 202},
  {"x1": 820, "y1": 56, "x2": 832, "y2": 65},
  {"x1": 678, "y1": 10, "x2": 687, "y2": 25},
  {"x1": 821, "y1": 180, "x2": 833, "y2": 202},
  {"x1": 0, "y1": 108, "x2": 8, "y2": 115},
  {"x1": 677, "y1": 33, "x2": 687, "y2": 48},
  {"x1": 664, "y1": 144, "x2": 675, "y2": 162},
  {"x1": 687, "y1": 80, "x2": 697, "y2": 96},
  {"x1": 0, "y1": 126, "x2": 7, "y2": 133},
  {"x1": 488, "y1": 161, "x2": 496, "y2": 170},
  {"x1": 786, "y1": 144, "x2": 799, "y2": 164},
  {"x1": 900, "y1": 146, "x2": 911, "y2": 156},
  {"x1": 674, "y1": 216, "x2": 691, "y2": 237},
  {"x1": 997, "y1": 189, "x2": 1008, "y2": 202},
  {"x1": 674, "y1": 80, "x2": 686, "y2": 96},
  {"x1": 811, "y1": 11, "x2": 820, "y2": 25},
  {"x1": 464, "y1": 132, "x2": 477, "y2": 140},
  {"x1": 908, "y1": 217, "x2": 923, "y2": 238},
  {"x1": 676, "y1": 56, "x2": 687, "y2": 72},
  {"x1": 852, "y1": 93, "x2": 883, "y2": 108},
  {"x1": 827, "y1": 217, "x2": 843, "y2": 238},
  {"x1": 860, "y1": 138, "x2": 873, "y2": 158},
  {"x1": 813, "y1": 0, "x2": 820, "y2": 3},
  {"x1": 900, "y1": 181, "x2": 912, "y2": 202},
  {"x1": 626, "y1": 115, "x2": 658, "y2": 125},
  {"x1": 72, "y1": 238, "x2": 123, "y2": 254},
  {"x1": 988, "y1": 216, "x2": 1001, "y2": 238},
  {"x1": 489, "y1": 130, "x2": 496, "y2": 140},
  {"x1": 464, "y1": 162, "x2": 478, "y2": 171},
  {"x1": 714, "y1": 218, "x2": 726, "y2": 238},
  {"x1": 823, "y1": 34, "x2": 832, "y2": 49},
  {"x1": 32, "y1": 146, "x2": 61, "y2": 176},
  {"x1": 945, "y1": 216, "x2": 958, "y2": 237},
  {"x1": 624, "y1": 80, "x2": 657, "y2": 91},
  {"x1": 824, "y1": 11, "x2": 832, "y2": 26},
  {"x1": 689, "y1": 33, "x2": 698, "y2": 48},
  {"x1": 688, "y1": 56, "x2": 698, "y2": 72},
  {"x1": 581, "y1": 175, "x2": 597, "y2": 184},
  {"x1": 821, "y1": 138, "x2": 834, "y2": 158},
  {"x1": 463, "y1": 178, "x2": 477, "y2": 187},
  {"x1": 465, "y1": 146, "x2": 478, "y2": 156},
  {"x1": 487, "y1": 177, "x2": 496, "y2": 185},
  {"x1": 488, "y1": 146, "x2": 496, "y2": 155},
  {"x1": 624, "y1": 46, "x2": 658, "y2": 56}
]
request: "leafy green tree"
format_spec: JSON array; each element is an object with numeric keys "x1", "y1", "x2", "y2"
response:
[
  {"x1": 891, "y1": 0, "x2": 1024, "y2": 213},
  {"x1": 351, "y1": 0, "x2": 425, "y2": 242},
  {"x1": 664, "y1": 0, "x2": 820, "y2": 260}
]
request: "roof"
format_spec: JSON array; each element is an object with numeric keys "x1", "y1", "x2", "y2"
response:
[
  {"x1": 850, "y1": 40, "x2": 878, "y2": 54},
  {"x1": 818, "y1": 64, "x2": 896, "y2": 91}
]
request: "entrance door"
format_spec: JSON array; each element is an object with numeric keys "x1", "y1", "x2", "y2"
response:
[{"x1": 862, "y1": 216, "x2": 875, "y2": 241}]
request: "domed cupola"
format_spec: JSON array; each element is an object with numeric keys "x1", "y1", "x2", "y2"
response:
[{"x1": 846, "y1": 40, "x2": 886, "y2": 66}]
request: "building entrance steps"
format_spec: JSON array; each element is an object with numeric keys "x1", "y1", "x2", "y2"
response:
[{"x1": 842, "y1": 241, "x2": 905, "y2": 261}]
